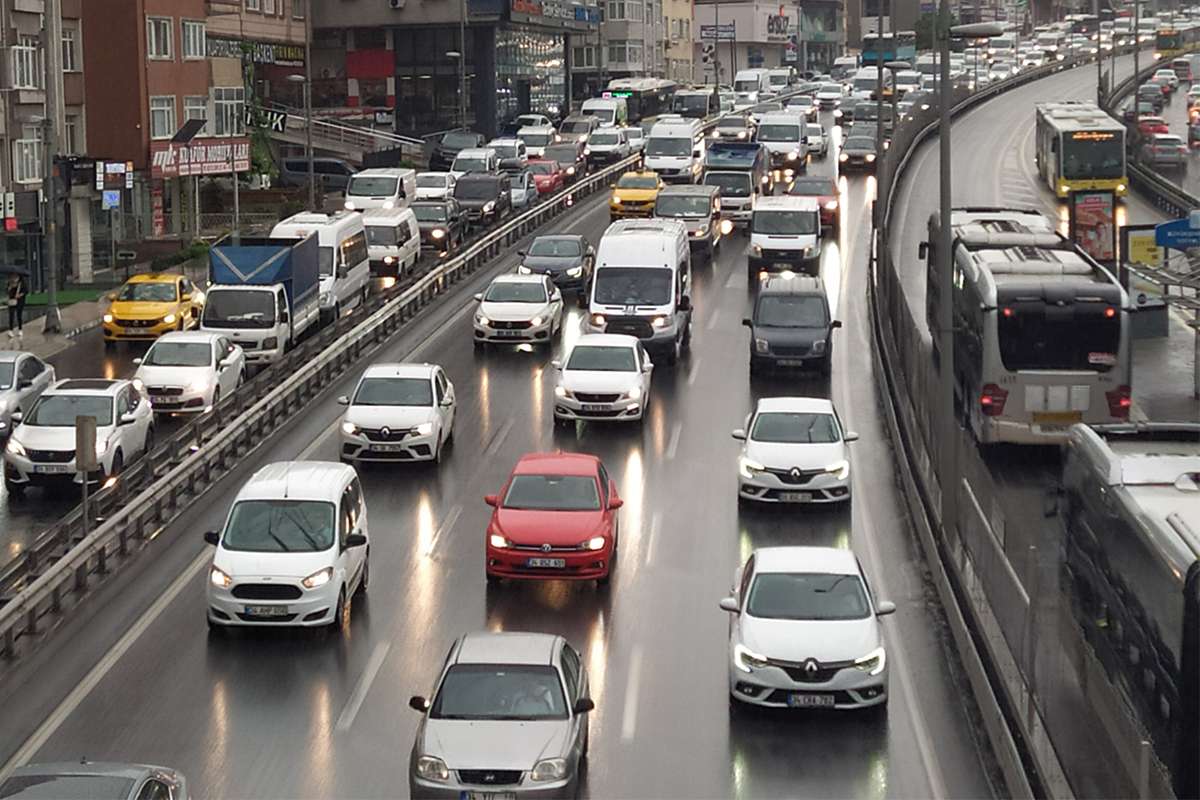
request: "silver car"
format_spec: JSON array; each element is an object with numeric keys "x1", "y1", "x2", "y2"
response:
[
  {"x1": 0, "y1": 761, "x2": 188, "y2": 799},
  {"x1": 0, "y1": 350, "x2": 55, "y2": 438},
  {"x1": 409, "y1": 632, "x2": 594, "y2": 799}
]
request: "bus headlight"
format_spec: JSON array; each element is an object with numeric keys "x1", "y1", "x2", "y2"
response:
[{"x1": 431, "y1": 228, "x2": 446, "y2": 239}]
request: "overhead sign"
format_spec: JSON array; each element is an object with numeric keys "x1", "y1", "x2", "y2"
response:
[
  {"x1": 207, "y1": 36, "x2": 304, "y2": 67},
  {"x1": 245, "y1": 108, "x2": 288, "y2": 133},
  {"x1": 700, "y1": 23, "x2": 736, "y2": 41},
  {"x1": 1155, "y1": 214, "x2": 1200, "y2": 249},
  {"x1": 150, "y1": 136, "x2": 251, "y2": 179}
]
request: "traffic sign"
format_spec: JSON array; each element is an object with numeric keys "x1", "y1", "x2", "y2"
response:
[{"x1": 1154, "y1": 214, "x2": 1200, "y2": 249}]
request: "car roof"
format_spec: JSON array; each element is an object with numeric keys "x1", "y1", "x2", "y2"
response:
[
  {"x1": 353, "y1": 167, "x2": 415, "y2": 178},
  {"x1": 456, "y1": 147, "x2": 496, "y2": 157},
  {"x1": 755, "y1": 395, "x2": 835, "y2": 414},
  {"x1": 532, "y1": 233, "x2": 586, "y2": 243},
  {"x1": 488, "y1": 137, "x2": 522, "y2": 145},
  {"x1": 755, "y1": 195, "x2": 820, "y2": 211},
  {"x1": 0, "y1": 350, "x2": 34, "y2": 363},
  {"x1": 491, "y1": 273, "x2": 546, "y2": 286},
  {"x1": 455, "y1": 631, "x2": 560, "y2": 665},
  {"x1": 150, "y1": 330, "x2": 222, "y2": 345},
  {"x1": 512, "y1": 451, "x2": 600, "y2": 477},
  {"x1": 619, "y1": 170, "x2": 659, "y2": 179},
  {"x1": 49, "y1": 378, "x2": 123, "y2": 395},
  {"x1": 125, "y1": 273, "x2": 180, "y2": 285},
  {"x1": 760, "y1": 274, "x2": 824, "y2": 294},
  {"x1": 658, "y1": 184, "x2": 718, "y2": 196},
  {"x1": 360, "y1": 362, "x2": 436, "y2": 380},
  {"x1": 752, "y1": 546, "x2": 861, "y2": 575},
  {"x1": 239, "y1": 461, "x2": 355, "y2": 503},
  {"x1": 572, "y1": 333, "x2": 640, "y2": 351}
]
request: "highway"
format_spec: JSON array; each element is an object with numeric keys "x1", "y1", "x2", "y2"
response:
[{"x1": 0, "y1": 117, "x2": 999, "y2": 798}]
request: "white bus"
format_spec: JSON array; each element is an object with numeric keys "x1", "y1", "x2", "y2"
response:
[{"x1": 922, "y1": 208, "x2": 1132, "y2": 445}]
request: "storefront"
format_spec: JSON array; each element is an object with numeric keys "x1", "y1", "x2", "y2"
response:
[
  {"x1": 148, "y1": 136, "x2": 251, "y2": 239},
  {"x1": 207, "y1": 36, "x2": 308, "y2": 107}
]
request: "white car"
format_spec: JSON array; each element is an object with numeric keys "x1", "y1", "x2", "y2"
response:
[
  {"x1": 1153, "y1": 68, "x2": 1180, "y2": 91},
  {"x1": 814, "y1": 83, "x2": 847, "y2": 110},
  {"x1": 3, "y1": 378, "x2": 154, "y2": 494},
  {"x1": 805, "y1": 123, "x2": 828, "y2": 158},
  {"x1": 732, "y1": 396, "x2": 856, "y2": 504},
  {"x1": 133, "y1": 331, "x2": 245, "y2": 414},
  {"x1": 414, "y1": 172, "x2": 457, "y2": 201},
  {"x1": 514, "y1": 113, "x2": 554, "y2": 129},
  {"x1": 204, "y1": 461, "x2": 369, "y2": 633},
  {"x1": 786, "y1": 95, "x2": 818, "y2": 119},
  {"x1": 517, "y1": 125, "x2": 557, "y2": 158},
  {"x1": 472, "y1": 274, "x2": 564, "y2": 348},
  {"x1": 721, "y1": 546, "x2": 895, "y2": 710},
  {"x1": 585, "y1": 129, "x2": 632, "y2": 163},
  {"x1": 619, "y1": 126, "x2": 646, "y2": 154},
  {"x1": 337, "y1": 362, "x2": 456, "y2": 464},
  {"x1": 552, "y1": 334, "x2": 653, "y2": 425}
]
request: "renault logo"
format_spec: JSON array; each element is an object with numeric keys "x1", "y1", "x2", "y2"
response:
[
  {"x1": 541, "y1": 543, "x2": 553, "y2": 552},
  {"x1": 804, "y1": 659, "x2": 819, "y2": 675},
  {"x1": 790, "y1": 467, "x2": 802, "y2": 480},
  {"x1": 381, "y1": 426, "x2": 391, "y2": 437}
]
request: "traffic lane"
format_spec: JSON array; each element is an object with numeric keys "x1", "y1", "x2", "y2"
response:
[{"x1": 1158, "y1": 80, "x2": 1200, "y2": 194}]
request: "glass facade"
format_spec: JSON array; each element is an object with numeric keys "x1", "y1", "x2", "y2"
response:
[{"x1": 496, "y1": 26, "x2": 566, "y2": 121}]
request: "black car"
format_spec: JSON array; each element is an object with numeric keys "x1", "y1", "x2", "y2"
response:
[
  {"x1": 1136, "y1": 84, "x2": 1165, "y2": 113},
  {"x1": 839, "y1": 135, "x2": 878, "y2": 172},
  {"x1": 542, "y1": 142, "x2": 589, "y2": 183},
  {"x1": 428, "y1": 129, "x2": 486, "y2": 171},
  {"x1": 411, "y1": 198, "x2": 469, "y2": 253},
  {"x1": 517, "y1": 234, "x2": 595, "y2": 302},
  {"x1": 743, "y1": 274, "x2": 841, "y2": 375},
  {"x1": 452, "y1": 173, "x2": 513, "y2": 227}
]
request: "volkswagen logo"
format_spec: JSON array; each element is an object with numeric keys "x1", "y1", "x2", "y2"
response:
[
  {"x1": 790, "y1": 467, "x2": 803, "y2": 480},
  {"x1": 381, "y1": 426, "x2": 391, "y2": 437},
  {"x1": 541, "y1": 543, "x2": 553, "y2": 552},
  {"x1": 804, "y1": 659, "x2": 820, "y2": 675}
]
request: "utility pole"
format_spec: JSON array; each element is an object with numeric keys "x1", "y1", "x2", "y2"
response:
[
  {"x1": 41, "y1": 0, "x2": 65, "y2": 332},
  {"x1": 304, "y1": 0, "x2": 315, "y2": 209},
  {"x1": 715, "y1": 1, "x2": 722, "y2": 85},
  {"x1": 937, "y1": 0, "x2": 957, "y2": 555},
  {"x1": 459, "y1": 0, "x2": 468, "y2": 127},
  {"x1": 875, "y1": 1, "x2": 884, "y2": 169}
]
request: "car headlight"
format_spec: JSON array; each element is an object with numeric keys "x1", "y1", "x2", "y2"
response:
[
  {"x1": 162, "y1": 313, "x2": 177, "y2": 325},
  {"x1": 865, "y1": 153, "x2": 876, "y2": 162},
  {"x1": 415, "y1": 756, "x2": 450, "y2": 782},
  {"x1": 650, "y1": 315, "x2": 669, "y2": 329},
  {"x1": 584, "y1": 147, "x2": 591, "y2": 155},
  {"x1": 624, "y1": 386, "x2": 643, "y2": 401},
  {"x1": 734, "y1": 643, "x2": 770, "y2": 672},
  {"x1": 737, "y1": 131, "x2": 747, "y2": 139},
  {"x1": 824, "y1": 459, "x2": 850, "y2": 480},
  {"x1": 517, "y1": 265, "x2": 533, "y2": 275},
  {"x1": 787, "y1": 151, "x2": 799, "y2": 160},
  {"x1": 302, "y1": 566, "x2": 333, "y2": 589},
  {"x1": 383, "y1": 199, "x2": 395, "y2": 209},
  {"x1": 414, "y1": 422, "x2": 434, "y2": 437},
  {"x1": 262, "y1": 337, "x2": 279, "y2": 350},
  {"x1": 824, "y1": 200, "x2": 838, "y2": 210},
  {"x1": 344, "y1": 200, "x2": 356, "y2": 210},
  {"x1": 754, "y1": 337, "x2": 769, "y2": 354},
  {"x1": 320, "y1": 291, "x2": 333, "y2": 306},
  {"x1": 476, "y1": 314, "x2": 491, "y2": 327},
  {"x1": 383, "y1": 256, "x2": 396, "y2": 265},
  {"x1": 530, "y1": 315, "x2": 544, "y2": 327},
  {"x1": 584, "y1": 536, "x2": 607, "y2": 551},
  {"x1": 610, "y1": 194, "x2": 622, "y2": 204},
  {"x1": 531, "y1": 758, "x2": 568, "y2": 782},
  {"x1": 751, "y1": 244, "x2": 762, "y2": 256},
  {"x1": 132, "y1": 377, "x2": 145, "y2": 392},
  {"x1": 566, "y1": 166, "x2": 576, "y2": 175},
  {"x1": 430, "y1": 228, "x2": 446, "y2": 240},
  {"x1": 483, "y1": 200, "x2": 496, "y2": 213},
  {"x1": 589, "y1": 313, "x2": 606, "y2": 327},
  {"x1": 94, "y1": 438, "x2": 109, "y2": 459},
  {"x1": 5, "y1": 437, "x2": 26, "y2": 457},
  {"x1": 738, "y1": 456, "x2": 765, "y2": 479},
  {"x1": 489, "y1": 533, "x2": 511, "y2": 549},
  {"x1": 103, "y1": 313, "x2": 114, "y2": 324},
  {"x1": 566, "y1": 266, "x2": 583, "y2": 277},
  {"x1": 210, "y1": 566, "x2": 232, "y2": 588},
  {"x1": 854, "y1": 646, "x2": 886, "y2": 676},
  {"x1": 839, "y1": 153, "x2": 849, "y2": 162},
  {"x1": 341, "y1": 421, "x2": 360, "y2": 436},
  {"x1": 811, "y1": 339, "x2": 826, "y2": 355},
  {"x1": 554, "y1": 385, "x2": 569, "y2": 398}
]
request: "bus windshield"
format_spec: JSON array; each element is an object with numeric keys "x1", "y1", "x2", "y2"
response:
[
  {"x1": 1061, "y1": 133, "x2": 1124, "y2": 179},
  {"x1": 997, "y1": 302, "x2": 1122, "y2": 371}
]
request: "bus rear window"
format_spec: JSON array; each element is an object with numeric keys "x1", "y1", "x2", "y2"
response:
[{"x1": 997, "y1": 304, "x2": 1121, "y2": 372}]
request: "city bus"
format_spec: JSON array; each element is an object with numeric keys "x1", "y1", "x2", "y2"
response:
[
  {"x1": 861, "y1": 30, "x2": 917, "y2": 65},
  {"x1": 605, "y1": 78, "x2": 677, "y2": 124},
  {"x1": 921, "y1": 208, "x2": 1132, "y2": 445},
  {"x1": 1154, "y1": 23, "x2": 1200, "y2": 60},
  {"x1": 1034, "y1": 102, "x2": 1127, "y2": 198}
]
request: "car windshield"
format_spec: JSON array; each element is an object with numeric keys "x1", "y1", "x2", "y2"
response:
[
  {"x1": 844, "y1": 137, "x2": 875, "y2": 151},
  {"x1": 623, "y1": 129, "x2": 643, "y2": 141},
  {"x1": 790, "y1": 97, "x2": 814, "y2": 107},
  {"x1": 27, "y1": 394, "x2": 114, "y2": 427},
  {"x1": 593, "y1": 267, "x2": 673, "y2": 306},
  {"x1": 491, "y1": 144, "x2": 519, "y2": 159},
  {"x1": 617, "y1": 175, "x2": 658, "y2": 189},
  {"x1": 704, "y1": 172, "x2": 752, "y2": 197},
  {"x1": 222, "y1": 499, "x2": 335, "y2": 552},
  {"x1": 529, "y1": 238, "x2": 582, "y2": 257},
  {"x1": 756, "y1": 295, "x2": 828, "y2": 327},
  {"x1": 413, "y1": 205, "x2": 449, "y2": 223},
  {"x1": 820, "y1": 83, "x2": 842, "y2": 93},
  {"x1": 352, "y1": 376, "x2": 433, "y2": 406},
  {"x1": 143, "y1": 341, "x2": 212, "y2": 367},
  {"x1": 455, "y1": 181, "x2": 499, "y2": 200},
  {"x1": 747, "y1": 572, "x2": 871, "y2": 620},
  {"x1": 503, "y1": 474, "x2": 600, "y2": 510},
  {"x1": 432, "y1": 664, "x2": 568, "y2": 721},
  {"x1": 517, "y1": 116, "x2": 544, "y2": 126},
  {"x1": 544, "y1": 147, "x2": 580, "y2": 163},
  {"x1": 522, "y1": 132, "x2": 553, "y2": 147},
  {"x1": 646, "y1": 137, "x2": 692, "y2": 156},
  {"x1": 442, "y1": 131, "x2": 479, "y2": 148},
  {"x1": 717, "y1": 118, "x2": 750, "y2": 131},
  {"x1": 590, "y1": 132, "x2": 620, "y2": 145},
  {"x1": 202, "y1": 289, "x2": 275, "y2": 328},
  {"x1": 566, "y1": 345, "x2": 637, "y2": 371},
  {"x1": 117, "y1": 282, "x2": 176, "y2": 302},
  {"x1": 752, "y1": 210, "x2": 818, "y2": 235},
  {"x1": 757, "y1": 124, "x2": 801, "y2": 142},
  {"x1": 751, "y1": 411, "x2": 839, "y2": 443},
  {"x1": 528, "y1": 162, "x2": 559, "y2": 176},
  {"x1": 0, "y1": 774, "x2": 136, "y2": 799},
  {"x1": 365, "y1": 225, "x2": 400, "y2": 246},
  {"x1": 416, "y1": 174, "x2": 448, "y2": 188},
  {"x1": 348, "y1": 176, "x2": 398, "y2": 197},
  {"x1": 560, "y1": 120, "x2": 593, "y2": 133},
  {"x1": 656, "y1": 195, "x2": 711, "y2": 217},
  {"x1": 790, "y1": 177, "x2": 835, "y2": 196},
  {"x1": 453, "y1": 157, "x2": 489, "y2": 173},
  {"x1": 484, "y1": 282, "x2": 547, "y2": 303},
  {"x1": 0, "y1": 363, "x2": 12, "y2": 390}
]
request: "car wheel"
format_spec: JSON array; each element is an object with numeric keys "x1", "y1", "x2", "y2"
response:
[
  {"x1": 144, "y1": 425, "x2": 156, "y2": 455},
  {"x1": 576, "y1": 290, "x2": 588, "y2": 309},
  {"x1": 356, "y1": 553, "x2": 370, "y2": 595},
  {"x1": 433, "y1": 436, "x2": 443, "y2": 465},
  {"x1": 5, "y1": 479, "x2": 25, "y2": 497},
  {"x1": 598, "y1": 536, "x2": 617, "y2": 586},
  {"x1": 237, "y1": 369, "x2": 245, "y2": 389},
  {"x1": 211, "y1": 388, "x2": 221, "y2": 409},
  {"x1": 109, "y1": 450, "x2": 124, "y2": 479},
  {"x1": 329, "y1": 588, "x2": 350, "y2": 634}
]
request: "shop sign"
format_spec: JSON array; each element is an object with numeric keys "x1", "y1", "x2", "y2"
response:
[
  {"x1": 207, "y1": 36, "x2": 305, "y2": 67},
  {"x1": 150, "y1": 137, "x2": 251, "y2": 179},
  {"x1": 700, "y1": 23, "x2": 737, "y2": 41},
  {"x1": 510, "y1": 0, "x2": 597, "y2": 28},
  {"x1": 766, "y1": 14, "x2": 791, "y2": 41}
]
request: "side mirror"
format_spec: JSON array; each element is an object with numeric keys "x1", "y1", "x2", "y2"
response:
[
  {"x1": 409, "y1": 696, "x2": 430, "y2": 713},
  {"x1": 337, "y1": 265, "x2": 349, "y2": 280},
  {"x1": 678, "y1": 296, "x2": 692, "y2": 311},
  {"x1": 609, "y1": 497, "x2": 624, "y2": 510},
  {"x1": 279, "y1": 311, "x2": 290, "y2": 324},
  {"x1": 830, "y1": 320, "x2": 843, "y2": 329},
  {"x1": 484, "y1": 494, "x2": 499, "y2": 507},
  {"x1": 181, "y1": 292, "x2": 192, "y2": 302},
  {"x1": 218, "y1": 358, "x2": 233, "y2": 370},
  {"x1": 875, "y1": 600, "x2": 897, "y2": 616},
  {"x1": 440, "y1": 397, "x2": 454, "y2": 407},
  {"x1": 742, "y1": 317, "x2": 752, "y2": 327},
  {"x1": 844, "y1": 431, "x2": 859, "y2": 442},
  {"x1": 9, "y1": 411, "x2": 21, "y2": 424},
  {"x1": 719, "y1": 596, "x2": 740, "y2": 613},
  {"x1": 551, "y1": 359, "x2": 562, "y2": 370},
  {"x1": 345, "y1": 533, "x2": 368, "y2": 548},
  {"x1": 119, "y1": 412, "x2": 137, "y2": 426},
  {"x1": 473, "y1": 292, "x2": 484, "y2": 302},
  {"x1": 731, "y1": 428, "x2": 746, "y2": 440},
  {"x1": 643, "y1": 361, "x2": 653, "y2": 373},
  {"x1": 132, "y1": 357, "x2": 143, "y2": 366},
  {"x1": 336, "y1": 395, "x2": 350, "y2": 406},
  {"x1": 917, "y1": 241, "x2": 929, "y2": 259},
  {"x1": 17, "y1": 377, "x2": 33, "y2": 389},
  {"x1": 573, "y1": 697, "x2": 595, "y2": 714},
  {"x1": 105, "y1": 291, "x2": 117, "y2": 302},
  {"x1": 203, "y1": 530, "x2": 220, "y2": 546},
  {"x1": 517, "y1": 250, "x2": 526, "y2": 256}
]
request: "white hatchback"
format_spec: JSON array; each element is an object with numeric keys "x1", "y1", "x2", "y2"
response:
[
  {"x1": 414, "y1": 172, "x2": 457, "y2": 201},
  {"x1": 473, "y1": 274, "x2": 564, "y2": 348},
  {"x1": 133, "y1": 330, "x2": 245, "y2": 413},
  {"x1": 552, "y1": 334, "x2": 653, "y2": 425},
  {"x1": 338, "y1": 362, "x2": 456, "y2": 464}
]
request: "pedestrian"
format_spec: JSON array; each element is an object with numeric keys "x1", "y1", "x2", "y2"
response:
[{"x1": 7, "y1": 273, "x2": 27, "y2": 340}]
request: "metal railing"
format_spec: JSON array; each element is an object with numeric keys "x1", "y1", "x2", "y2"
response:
[{"x1": 265, "y1": 102, "x2": 425, "y2": 160}]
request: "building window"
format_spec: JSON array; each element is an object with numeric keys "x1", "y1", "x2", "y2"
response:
[
  {"x1": 64, "y1": 118, "x2": 79, "y2": 154},
  {"x1": 182, "y1": 21, "x2": 206, "y2": 59},
  {"x1": 245, "y1": 0, "x2": 260, "y2": 10},
  {"x1": 150, "y1": 95, "x2": 177, "y2": 139},
  {"x1": 62, "y1": 28, "x2": 79, "y2": 72},
  {"x1": 12, "y1": 126, "x2": 42, "y2": 183},
  {"x1": 607, "y1": 0, "x2": 642, "y2": 21},
  {"x1": 184, "y1": 95, "x2": 209, "y2": 135},
  {"x1": 147, "y1": 17, "x2": 172, "y2": 60},
  {"x1": 607, "y1": 40, "x2": 642, "y2": 64},
  {"x1": 292, "y1": 0, "x2": 305, "y2": 18},
  {"x1": 213, "y1": 87, "x2": 245, "y2": 136},
  {"x1": 11, "y1": 36, "x2": 42, "y2": 89},
  {"x1": 263, "y1": 0, "x2": 277, "y2": 13},
  {"x1": 572, "y1": 46, "x2": 597, "y2": 68}
]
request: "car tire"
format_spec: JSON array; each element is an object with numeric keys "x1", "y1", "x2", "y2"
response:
[
  {"x1": 109, "y1": 450, "x2": 124, "y2": 479},
  {"x1": 5, "y1": 479, "x2": 25, "y2": 498},
  {"x1": 144, "y1": 425, "x2": 156, "y2": 456},
  {"x1": 211, "y1": 388, "x2": 221, "y2": 409},
  {"x1": 329, "y1": 588, "x2": 350, "y2": 635},
  {"x1": 598, "y1": 535, "x2": 617, "y2": 586},
  {"x1": 356, "y1": 553, "x2": 370, "y2": 596},
  {"x1": 576, "y1": 290, "x2": 588, "y2": 309}
]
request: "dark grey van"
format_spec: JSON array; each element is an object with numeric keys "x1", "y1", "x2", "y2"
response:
[
  {"x1": 742, "y1": 274, "x2": 841, "y2": 375},
  {"x1": 278, "y1": 157, "x2": 357, "y2": 191}
]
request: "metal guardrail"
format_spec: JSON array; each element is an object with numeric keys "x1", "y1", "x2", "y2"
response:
[{"x1": 265, "y1": 102, "x2": 425, "y2": 160}]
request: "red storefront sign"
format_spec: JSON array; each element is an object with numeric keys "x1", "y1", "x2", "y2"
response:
[{"x1": 150, "y1": 136, "x2": 251, "y2": 178}]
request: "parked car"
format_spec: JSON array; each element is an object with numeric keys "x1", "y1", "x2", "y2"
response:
[{"x1": 428, "y1": 129, "x2": 486, "y2": 171}]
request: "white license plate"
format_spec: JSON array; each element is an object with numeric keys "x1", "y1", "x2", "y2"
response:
[
  {"x1": 32, "y1": 464, "x2": 72, "y2": 474},
  {"x1": 777, "y1": 359, "x2": 806, "y2": 367},
  {"x1": 779, "y1": 492, "x2": 813, "y2": 503},
  {"x1": 371, "y1": 444, "x2": 405, "y2": 452},
  {"x1": 526, "y1": 557, "x2": 567, "y2": 568},
  {"x1": 788, "y1": 693, "x2": 835, "y2": 708},
  {"x1": 494, "y1": 329, "x2": 525, "y2": 338},
  {"x1": 244, "y1": 605, "x2": 289, "y2": 617},
  {"x1": 774, "y1": 262, "x2": 793, "y2": 269},
  {"x1": 465, "y1": 793, "x2": 517, "y2": 800},
  {"x1": 582, "y1": 404, "x2": 610, "y2": 412}
]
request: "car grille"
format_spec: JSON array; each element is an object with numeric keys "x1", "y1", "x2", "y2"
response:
[
  {"x1": 513, "y1": 542, "x2": 587, "y2": 552},
  {"x1": 360, "y1": 427, "x2": 412, "y2": 442},
  {"x1": 490, "y1": 320, "x2": 533, "y2": 330},
  {"x1": 574, "y1": 392, "x2": 621, "y2": 403},
  {"x1": 604, "y1": 317, "x2": 653, "y2": 339},
  {"x1": 768, "y1": 657, "x2": 856, "y2": 683},
  {"x1": 762, "y1": 249, "x2": 810, "y2": 261},
  {"x1": 114, "y1": 318, "x2": 159, "y2": 328},
  {"x1": 770, "y1": 344, "x2": 810, "y2": 356},
  {"x1": 235, "y1": 611, "x2": 299, "y2": 622},
  {"x1": 231, "y1": 583, "x2": 303, "y2": 600},
  {"x1": 766, "y1": 467, "x2": 825, "y2": 486},
  {"x1": 146, "y1": 386, "x2": 184, "y2": 396},
  {"x1": 458, "y1": 770, "x2": 523, "y2": 786},
  {"x1": 26, "y1": 449, "x2": 74, "y2": 463}
]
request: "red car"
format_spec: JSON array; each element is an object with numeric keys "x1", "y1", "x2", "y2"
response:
[
  {"x1": 484, "y1": 453, "x2": 622, "y2": 584},
  {"x1": 788, "y1": 175, "x2": 841, "y2": 232},
  {"x1": 1137, "y1": 115, "x2": 1170, "y2": 136},
  {"x1": 527, "y1": 159, "x2": 566, "y2": 195}
]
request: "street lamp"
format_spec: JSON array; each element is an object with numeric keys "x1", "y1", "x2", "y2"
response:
[
  {"x1": 285, "y1": 73, "x2": 315, "y2": 210},
  {"x1": 446, "y1": 51, "x2": 466, "y2": 129},
  {"x1": 883, "y1": 60, "x2": 908, "y2": 142}
]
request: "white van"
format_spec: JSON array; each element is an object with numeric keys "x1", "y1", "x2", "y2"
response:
[
  {"x1": 645, "y1": 117, "x2": 705, "y2": 184},
  {"x1": 362, "y1": 207, "x2": 420, "y2": 282},
  {"x1": 747, "y1": 195, "x2": 821, "y2": 279},
  {"x1": 849, "y1": 66, "x2": 890, "y2": 101},
  {"x1": 581, "y1": 97, "x2": 629, "y2": 128},
  {"x1": 585, "y1": 219, "x2": 693, "y2": 365},
  {"x1": 755, "y1": 112, "x2": 808, "y2": 172},
  {"x1": 733, "y1": 68, "x2": 773, "y2": 106},
  {"x1": 450, "y1": 147, "x2": 499, "y2": 179},
  {"x1": 344, "y1": 168, "x2": 416, "y2": 211},
  {"x1": 271, "y1": 211, "x2": 372, "y2": 323},
  {"x1": 767, "y1": 67, "x2": 798, "y2": 92},
  {"x1": 517, "y1": 125, "x2": 556, "y2": 158}
]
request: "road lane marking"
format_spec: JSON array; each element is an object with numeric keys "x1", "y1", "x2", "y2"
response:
[
  {"x1": 298, "y1": 423, "x2": 338, "y2": 460},
  {"x1": 620, "y1": 645, "x2": 643, "y2": 741},
  {"x1": 687, "y1": 356, "x2": 702, "y2": 386},
  {"x1": 643, "y1": 512, "x2": 662, "y2": 567},
  {"x1": 484, "y1": 418, "x2": 514, "y2": 458},
  {"x1": 665, "y1": 422, "x2": 682, "y2": 460},
  {"x1": 706, "y1": 309, "x2": 721, "y2": 331},
  {"x1": 425, "y1": 503, "x2": 463, "y2": 557},
  {"x1": 335, "y1": 641, "x2": 392, "y2": 732}
]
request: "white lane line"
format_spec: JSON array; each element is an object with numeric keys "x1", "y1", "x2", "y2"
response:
[
  {"x1": 298, "y1": 422, "x2": 339, "y2": 460},
  {"x1": 665, "y1": 422, "x2": 682, "y2": 460},
  {"x1": 425, "y1": 503, "x2": 463, "y2": 557},
  {"x1": 706, "y1": 308, "x2": 721, "y2": 331},
  {"x1": 687, "y1": 356, "x2": 702, "y2": 386},
  {"x1": 620, "y1": 645, "x2": 643, "y2": 741},
  {"x1": 484, "y1": 418, "x2": 514, "y2": 458},
  {"x1": 335, "y1": 641, "x2": 392, "y2": 732},
  {"x1": 643, "y1": 512, "x2": 662, "y2": 567},
  {"x1": 0, "y1": 548, "x2": 211, "y2": 783}
]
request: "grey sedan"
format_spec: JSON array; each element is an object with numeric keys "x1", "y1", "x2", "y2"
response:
[
  {"x1": 409, "y1": 631, "x2": 594, "y2": 799},
  {"x1": 0, "y1": 350, "x2": 55, "y2": 439},
  {"x1": 0, "y1": 761, "x2": 188, "y2": 799}
]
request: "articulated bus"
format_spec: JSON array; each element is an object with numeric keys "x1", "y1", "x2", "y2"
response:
[
  {"x1": 604, "y1": 78, "x2": 677, "y2": 124},
  {"x1": 1034, "y1": 102, "x2": 1127, "y2": 198},
  {"x1": 922, "y1": 208, "x2": 1132, "y2": 445},
  {"x1": 1154, "y1": 23, "x2": 1200, "y2": 60}
]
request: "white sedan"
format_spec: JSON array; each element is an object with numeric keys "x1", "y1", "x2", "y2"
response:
[
  {"x1": 721, "y1": 546, "x2": 895, "y2": 710},
  {"x1": 133, "y1": 331, "x2": 245, "y2": 413},
  {"x1": 805, "y1": 123, "x2": 828, "y2": 158},
  {"x1": 733, "y1": 396, "x2": 856, "y2": 504},
  {"x1": 473, "y1": 274, "x2": 564, "y2": 348},
  {"x1": 552, "y1": 334, "x2": 653, "y2": 425},
  {"x1": 337, "y1": 362, "x2": 456, "y2": 464}
]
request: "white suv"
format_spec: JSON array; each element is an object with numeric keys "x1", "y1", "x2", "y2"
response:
[
  {"x1": 3, "y1": 378, "x2": 154, "y2": 495},
  {"x1": 337, "y1": 362, "x2": 456, "y2": 464}
]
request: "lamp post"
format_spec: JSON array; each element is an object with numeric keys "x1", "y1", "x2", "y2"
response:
[
  {"x1": 883, "y1": 60, "x2": 907, "y2": 135},
  {"x1": 446, "y1": 51, "x2": 466, "y2": 129},
  {"x1": 285, "y1": 72, "x2": 315, "y2": 210}
]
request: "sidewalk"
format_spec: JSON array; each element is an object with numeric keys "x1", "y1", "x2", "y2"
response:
[{"x1": 1130, "y1": 307, "x2": 1200, "y2": 423}]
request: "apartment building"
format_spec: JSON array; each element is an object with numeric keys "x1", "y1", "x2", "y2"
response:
[
  {"x1": 664, "y1": 0, "x2": 694, "y2": 83},
  {"x1": 205, "y1": 0, "x2": 309, "y2": 109},
  {"x1": 570, "y1": 0, "x2": 669, "y2": 98}
]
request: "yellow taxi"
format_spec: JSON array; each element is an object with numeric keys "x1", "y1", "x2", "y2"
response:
[
  {"x1": 102, "y1": 273, "x2": 205, "y2": 345},
  {"x1": 609, "y1": 170, "x2": 664, "y2": 221}
]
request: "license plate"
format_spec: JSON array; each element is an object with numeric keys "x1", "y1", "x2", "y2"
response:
[
  {"x1": 494, "y1": 329, "x2": 524, "y2": 338},
  {"x1": 788, "y1": 693, "x2": 835, "y2": 708},
  {"x1": 582, "y1": 404, "x2": 610, "y2": 412},
  {"x1": 774, "y1": 262, "x2": 793, "y2": 269},
  {"x1": 526, "y1": 557, "x2": 566, "y2": 568},
  {"x1": 32, "y1": 464, "x2": 72, "y2": 474},
  {"x1": 1031, "y1": 410, "x2": 1082, "y2": 424},
  {"x1": 371, "y1": 444, "x2": 405, "y2": 452},
  {"x1": 779, "y1": 492, "x2": 813, "y2": 503},
  {"x1": 777, "y1": 359, "x2": 806, "y2": 367},
  {"x1": 463, "y1": 793, "x2": 517, "y2": 800},
  {"x1": 244, "y1": 605, "x2": 289, "y2": 617}
]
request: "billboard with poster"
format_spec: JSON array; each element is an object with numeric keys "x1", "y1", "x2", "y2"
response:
[{"x1": 1069, "y1": 190, "x2": 1116, "y2": 263}]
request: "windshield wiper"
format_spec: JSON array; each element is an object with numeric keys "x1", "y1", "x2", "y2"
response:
[
  {"x1": 813, "y1": 575, "x2": 853, "y2": 593},
  {"x1": 260, "y1": 527, "x2": 292, "y2": 552}
]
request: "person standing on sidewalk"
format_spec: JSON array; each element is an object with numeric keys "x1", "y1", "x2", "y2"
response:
[{"x1": 6, "y1": 274, "x2": 27, "y2": 339}]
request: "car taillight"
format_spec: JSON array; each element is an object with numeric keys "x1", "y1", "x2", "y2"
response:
[
  {"x1": 1106, "y1": 385, "x2": 1132, "y2": 419},
  {"x1": 980, "y1": 383, "x2": 1008, "y2": 417}
]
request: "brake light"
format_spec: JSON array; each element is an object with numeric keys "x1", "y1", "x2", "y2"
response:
[
  {"x1": 980, "y1": 384, "x2": 1008, "y2": 417},
  {"x1": 1106, "y1": 385, "x2": 1132, "y2": 419},
  {"x1": 1104, "y1": 307, "x2": 1116, "y2": 318}
]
